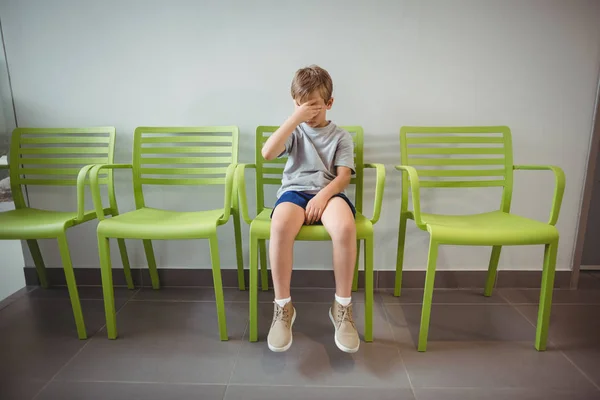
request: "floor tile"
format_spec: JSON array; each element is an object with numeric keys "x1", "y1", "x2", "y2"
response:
[
  {"x1": 35, "y1": 381, "x2": 226, "y2": 400},
  {"x1": 413, "y1": 387, "x2": 600, "y2": 400},
  {"x1": 517, "y1": 304, "x2": 600, "y2": 387},
  {"x1": 380, "y1": 289, "x2": 507, "y2": 305},
  {"x1": 0, "y1": 378, "x2": 47, "y2": 400},
  {"x1": 133, "y1": 287, "x2": 374, "y2": 303},
  {"x1": 385, "y1": 304, "x2": 535, "y2": 343},
  {"x1": 579, "y1": 272, "x2": 600, "y2": 289},
  {"x1": 55, "y1": 301, "x2": 247, "y2": 384},
  {"x1": 516, "y1": 305, "x2": 600, "y2": 347},
  {"x1": 133, "y1": 286, "x2": 251, "y2": 302},
  {"x1": 500, "y1": 289, "x2": 600, "y2": 305},
  {"x1": 0, "y1": 286, "x2": 37, "y2": 312},
  {"x1": 229, "y1": 302, "x2": 409, "y2": 387},
  {"x1": 384, "y1": 304, "x2": 595, "y2": 390},
  {"x1": 400, "y1": 342, "x2": 595, "y2": 390},
  {"x1": 224, "y1": 385, "x2": 415, "y2": 400},
  {"x1": 27, "y1": 286, "x2": 137, "y2": 300},
  {"x1": 0, "y1": 296, "x2": 125, "y2": 381}
]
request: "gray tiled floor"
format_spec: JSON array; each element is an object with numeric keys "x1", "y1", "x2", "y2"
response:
[{"x1": 1, "y1": 276, "x2": 600, "y2": 400}]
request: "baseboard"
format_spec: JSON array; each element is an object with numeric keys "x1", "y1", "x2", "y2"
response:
[
  {"x1": 581, "y1": 264, "x2": 600, "y2": 271},
  {"x1": 23, "y1": 267, "x2": 572, "y2": 289}
]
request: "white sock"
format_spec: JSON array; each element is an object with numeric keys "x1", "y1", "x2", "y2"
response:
[
  {"x1": 275, "y1": 297, "x2": 291, "y2": 307},
  {"x1": 335, "y1": 294, "x2": 351, "y2": 306}
]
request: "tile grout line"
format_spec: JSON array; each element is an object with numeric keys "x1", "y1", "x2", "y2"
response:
[
  {"x1": 31, "y1": 288, "x2": 141, "y2": 399},
  {"x1": 380, "y1": 301, "x2": 417, "y2": 399},
  {"x1": 503, "y1": 292, "x2": 600, "y2": 392},
  {"x1": 223, "y1": 321, "x2": 249, "y2": 400}
]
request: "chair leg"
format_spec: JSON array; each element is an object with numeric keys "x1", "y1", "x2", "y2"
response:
[
  {"x1": 484, "y1": 246, "x2": 502, "y2": 297},
  {"x1": 364, "y1": 236, "x2": 374, "y2": 342},
  {"x1": 352, "y1": 240, "x2": 360, "y2": 292},
  {"x1": 249, "y1": 234, "x2": 259, "y2": 342},
  {"x1": 259, "y1": 239, "x2": 269, "y2": 291},
  {"x1": 57, "y1": 234, "x2": 86, "y2": 340},
  {"x1": 232, "y1": 208, "x2": 246, "y2": 291},
  {"x1": 142, "y1": 239, "x2": 160, "y2": 289},
  {"x1": 418, "y1": 239, "x2": 439, "y2": 352},
  {"x1": 117, "y1": 239, "x2": 135, "y2": 290},
  {"x1": 209, "y1": 234, "x2": 228, "y2": 341},
  {"x1": 98, "y1": 235, "x2": 118, "y2": 339},
  {"x1": 536, "y1": 242, "x2": 557, "y2": 351},
  {"x1": 394, "y1": 213, "x2": 408, "y2": 297},
  {"x1": 27, "y1": 239, "x2": 48, "y2": 289}
]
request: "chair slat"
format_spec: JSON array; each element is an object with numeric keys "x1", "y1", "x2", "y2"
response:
[
  {"x1": 140, "y1": 167, "x2": 229, "y2": 175},
  {"x1": 419, "y1": 180, "x2": 505, "y2": 188},
  {"x1": 416, "y1": 169, "x2": 506, "y2": 177},
  {"x1": 140, "y1": 156, "x2": 232, "y2": 164},
  {"x1": 406, "y1": 136, "x2": 504, "y2": 144},
  {"x1": 407, "y1": 147, "x2": 505, "y2": 155},
  {"x1": 141, "y1": 135, "x2": 233, "y2": 144},
  {"x1": 140, "y1": 146, "x2": 232, "y2": 154},
  {"x1": 20, "y1": 137, "x2": 110, "y2": 144},
  {"x1": 407, "y1": 157, "x2": 505, "y2": 166},
  {"x1": 139, "y1": 177, "x2": 226, "y2": 185}
]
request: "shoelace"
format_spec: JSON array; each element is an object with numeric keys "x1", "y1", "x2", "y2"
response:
[
  {"x1": 273, "y1": 303, "x2": 291, "y2": 327},
  {"x1": 336, "y1": 304, "x2": 356, "y2": 328}
]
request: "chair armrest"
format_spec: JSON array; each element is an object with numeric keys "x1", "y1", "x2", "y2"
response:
[
  {"x1": 0, "y1": 165, "x2": 8, "y2": 170},
  {"x1": 89, "y1": 164, "x2": 133, "y2": 221},
  {"x1": 514, "y1": 165, "x2": 565, "y2": 226},
  {"x1": 75, "y1": 164, "x2": 105, "y2": 222},
  {"x1": 235, "y1": 164, "x2": 256, "y2": 225},
  {"x1": 219, "y1": 163, "x2": 237, "y2": 224},
  {"x1": 364, "y1": 163, "x2": 386, "y2": 224},
  {"x1": 395, "y1": 165, "x2": 424, "y2": 228}
]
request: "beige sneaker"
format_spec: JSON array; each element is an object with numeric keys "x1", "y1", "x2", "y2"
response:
[
  {"x1": 267, "y1": 301, "x2": 296, "y2": 352},
  {"x1": 329, "y1": 300, "x2": 360, "y2": 353}
]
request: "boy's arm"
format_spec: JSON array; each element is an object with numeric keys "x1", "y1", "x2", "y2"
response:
[
  {"x1": 261, "y1": 100, "x2": 321, "y2": 160},
  {"x1": 305, "y1": 166, "x2": 352, "y2": 224}
]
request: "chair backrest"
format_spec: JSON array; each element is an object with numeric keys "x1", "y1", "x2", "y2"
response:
[
  {"x1": 9, "y1": 127, "x2": 116, "y2": 209},
  {"x1": 400, "y1": 126, "x2": 514, "y2": 212},
  {"x1": 255, "y1": 125, "x2": 364, "y2": 213},
  {"x1": 132, "y1": 126, "x2": 239, "y2": 208}
]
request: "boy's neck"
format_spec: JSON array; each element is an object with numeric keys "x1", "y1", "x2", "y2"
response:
[{"x1": 311, "y1": 120, "x2": 331, "y2": 128}]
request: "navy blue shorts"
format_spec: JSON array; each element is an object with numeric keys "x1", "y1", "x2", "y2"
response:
[{"x1": 271, "y1": 191, "x2": 356, "y2": 223}]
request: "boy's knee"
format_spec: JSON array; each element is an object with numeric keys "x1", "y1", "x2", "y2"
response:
[
  {"x1": 330, "y1": 219, "x2": 356, "y2": 241},
  {"x1": 270, "y1": 207, "x2": 303, "y2": 239},
  {"x1": 270, "y1": 218, "x2": 290, "y2": 239}
]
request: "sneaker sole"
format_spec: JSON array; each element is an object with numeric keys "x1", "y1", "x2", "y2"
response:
[
  {"x1": 329, "y1": 308, "x2": 360, "y2": 353},
  {"x1": 268, "y1": 309, "x2": 296, "y2": 353}
]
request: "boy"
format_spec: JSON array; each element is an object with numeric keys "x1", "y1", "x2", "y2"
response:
[{"x1": 261, "y1": 65, "x2": 358, "y2": 353}]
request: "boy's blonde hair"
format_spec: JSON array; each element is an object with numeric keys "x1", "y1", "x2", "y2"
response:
[{"x1": 291, "y1": 65, "x2": 333, "y2": 103}]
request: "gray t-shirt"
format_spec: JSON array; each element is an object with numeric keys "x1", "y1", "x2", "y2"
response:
[{"x1": 276, "y1": 122, "x2": 355, "y2": 198}]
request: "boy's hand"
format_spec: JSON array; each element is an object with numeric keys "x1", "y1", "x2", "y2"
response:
[
  {"x1": 305, "y1": 192, "x2": 329, "y2": 225},
  {"x1": 292, "y1": 99, "x2": 322, "y2": 124}
]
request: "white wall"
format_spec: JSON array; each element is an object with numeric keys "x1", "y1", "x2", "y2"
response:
[
  {"x1": 0, "y1": 23, "x2": 24, "y2": 300},
  {"x1": 1, "y1": 0, "x2": 599, "y2": 273}
]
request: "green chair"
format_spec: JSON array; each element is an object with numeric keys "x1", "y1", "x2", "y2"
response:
[
  {"x1": 89, "y1": 126, "x2": 243, "y2": 341},
  {"x1": 394, "y1": 126, "x2": 565, "y2": 351},
  {"x1": 0, "y1": 127, "x2": 133, "y2": 339},
  {"x1": 236, "y1": 126, "x2": 385, "y2": 343}
]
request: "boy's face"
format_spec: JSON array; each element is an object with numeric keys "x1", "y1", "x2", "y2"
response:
[{"x1": 295, "y1": 89, "x2": 334, "y2": 128}]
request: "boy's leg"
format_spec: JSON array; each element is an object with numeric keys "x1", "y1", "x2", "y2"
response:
[
  {"x1": 321, "y1": 197, "x2": 359, "y2": 353},
  {"x1": 268, "y1": 202, "x2": 304, "y2": 352},
  {"x1": 321, "y1": 197, "x2": 357, "y2": 298},
  {"x1": 270, "y1": 202, "x2": 305, "y2": 299}
]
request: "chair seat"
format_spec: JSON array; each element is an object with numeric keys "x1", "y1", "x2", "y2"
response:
[
  {"x1": 0, "y1": 208, "x2": 81, "y2": 239},
  {"x1": 249, "y1": 208, "x2": 373, "y2": 240},
  {"x1": 411, "y1": 210, "x2": 558, "y2": 246},
  {"x1": 97, "y1": 207, "x2": 226, "y2": 239}
]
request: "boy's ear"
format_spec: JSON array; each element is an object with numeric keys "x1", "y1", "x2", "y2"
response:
[{"x1": 326, "y1": 97, "x2": 334, "y2": 110}]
